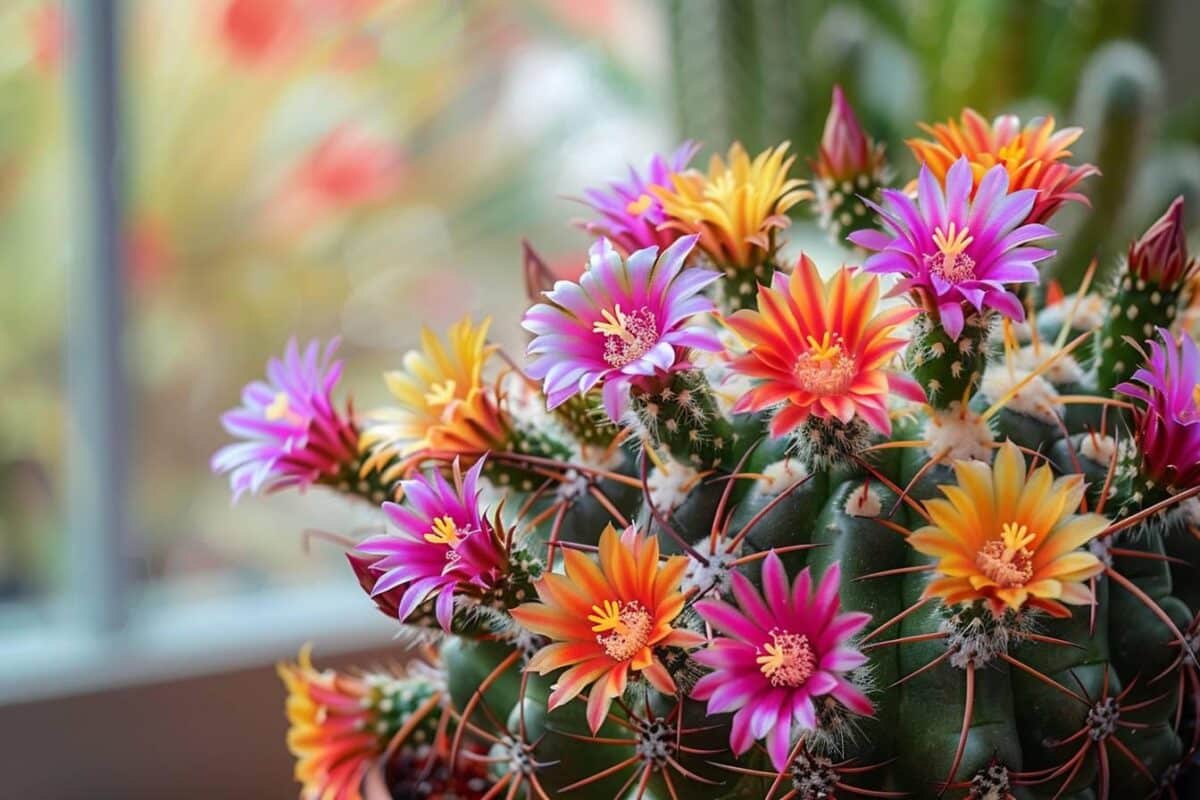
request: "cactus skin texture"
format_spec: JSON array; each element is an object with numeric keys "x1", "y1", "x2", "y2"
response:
[{"x1": 230, "y1": 108, "x2": 1200, "y2": 798}]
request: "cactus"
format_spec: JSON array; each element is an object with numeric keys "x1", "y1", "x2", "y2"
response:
[{"x1": 214, "y1": 94, "x2": 1200, "y2": 800}]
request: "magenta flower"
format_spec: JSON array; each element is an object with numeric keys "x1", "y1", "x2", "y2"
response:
[
  {"x1": 211, "y1": 338, "x2": 358, "y2": 500},
  {"x1": 815, "y1": 85, "x2": 883, "y2": 183},
  {"x1": 849, "y1": 156, "x2": 1056, "y2": 340},
  {"x1": 1116, "y1": 328, "x2": 1200, "y2": 492},
  {"x1": 522, "y1": 235, "x2": 722, "y2": 421},
  {"x1": 691, "y1": 554, "x2": 873, "y2": 770},
  {"x1": 577, "y1": 142, "x2": 701, "y2": 255},
  {"x1": 1127, "y1": 196, "x2": 1197, "y2": 290},
  {"x1": 354, "y1": 458, "x2": 507, "y2": 630}
]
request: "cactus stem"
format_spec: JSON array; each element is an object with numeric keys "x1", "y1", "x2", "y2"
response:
[
  {"x1": 939, "y1": 659, "x2": 975, "y2": 797},
  {"x1": 726, "y1": 472, "x2": 816, "y2": 550},
  {"x1": 887, "y1": 648, "x2": 951, "y2": 689},
  {"x1": 889, "y1": 445, "x2": 953, "y2": 519},
  {"x1": 448, "y1": 649, "x2": 522, "y2": 769},
  {"x1": 710, "y1": 438, "x2": 763, "y2": 549},
  {"x1": 1103, "y1": 483, "x2": 1200, "y2": 537},
  {"x1": 638, "y1": 453, "x2": 708, "y2": 564},
  {"x1": 1104, "y1": 566, "x2": 1196, "y2": 665}
]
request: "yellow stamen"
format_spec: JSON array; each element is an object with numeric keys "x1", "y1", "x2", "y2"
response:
[
  {"x1": 424, "y1": 380, "x2": 457, "y2": 408},
  {"x1": 423, "y1": 515, "x2": 463, "y2": 547},
  {"x1": 999, "y1": 521, "x2": 1037, "y2": 560},
  {"x1": 805, "y1": 332, "x2": 841, "y2": 363},
  {"x1": 265, "y1": 392, "x2": 291, "y2": 421},
  {"x1": 755, "y1": 630, "x2": 816, "y2": 688},
  {"x1": 593, "y1": 306, "x2": 636, "y2": 343},
  {"x1": 997, "y1": 139, "x2": 1027, "y2": 165},
  {"x1": 932, "y1": 221, "x2": 974, "y2": 260},
  {"x1": 625, "y1": 194, "x2": 653, "y2": 216},
  {"x1": 1193, "y1": 384, "x2": 1200, "y2": 411},
  {"x1": 588, "y1": 599, "x2": 628, "y2": 635}
]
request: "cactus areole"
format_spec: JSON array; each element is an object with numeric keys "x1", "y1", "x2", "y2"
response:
[{"x1": 215, "y1": 94, "x2": 1200, "y2": 800}]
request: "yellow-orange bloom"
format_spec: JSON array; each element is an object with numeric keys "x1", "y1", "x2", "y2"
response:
[
  {"x1": 907, "y1": 109, "x2": 1097, "y2": 225},
  {"x1": 278, "y1": 646, "x2": 388, "y2": 800},
  {"x1": 653, "y1": 142, "x2": 811, "y2": 269},
  {"x1": 908, "y1": 441, "x2": 1107, "y2": 618},
  {"x1": 510, "y1": 525, "x2": 701, "y2": 733},
  {"x1": 361, "y1": 316, "x2": 511, "y2": 480}
]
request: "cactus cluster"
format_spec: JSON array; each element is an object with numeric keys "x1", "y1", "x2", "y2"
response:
[{"x1": 214, "y1": 87, "x2": 1200, "y2": 800}]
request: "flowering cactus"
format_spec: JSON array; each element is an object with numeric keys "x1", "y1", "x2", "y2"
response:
[{"x1": 215, "y1": 102, "x2": 1200, "y2": 799}]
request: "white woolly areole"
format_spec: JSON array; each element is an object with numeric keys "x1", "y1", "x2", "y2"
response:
[
  {"x1": 1014, "y1": 344, "x2": 1084, "y2": 386},
  {"x1": 556, "y1": 445, "x2": 624, "y2": 501},
  {"x1": 845, "y1": 483, "x2": 882, "y2": 518},
  {"x1": 1062, "y1": 293, "x2": 1107, "y2": 331},
  {"x1": 1079, "y1": 434, "x2": 1117, "y2": 466},
  {"x1": 924, "y1": 403, "x2": 995, "y2": 463},
  {"x1": 646, "y1": 458, "x2": 701, "y2": 513},
  {"x1": 681, "y1": 539, "x2": 740, "y2": 598},
  {"x1": 981, "y1": 366, "x2": 1061, "y2": 425},
  {"x1": 759, "y1": 458, "x2": 811, "y2": 496}
]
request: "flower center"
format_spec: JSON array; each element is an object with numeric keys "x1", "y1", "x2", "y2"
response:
[
  {"x1": 795, "y1": 333, "x2": 857, "y2": 396},
  {"x1": 756, "y1": 629, "x2": 816, "y2": 688},
  {"x1": 265, "y1": 392, "x2": 303, "y2": 425},
  {"x1": 594, "y1": 305, "x2": 658, "y2": 368},
  {"x1": 976, "y1": 521, "x2": 1037, "y2": 587},
  {"x1": 625, "y1": 194, "x2": 653, "y2": 216},
  {"x1": 589, "y1": 599, "x2": 653, "y2": 662},
  {"x1": 997, "y1": 139, "x2": 1027, "y2": 166},
  {"x1": 424, "y1": 515, "x2": 465, "y2": 547},
  {"x1": 425, "y1": 379, "x2": 458, "y2": 409},
  {"x1": 927, "y1": 221, "x2": 976, "y2": 284}
]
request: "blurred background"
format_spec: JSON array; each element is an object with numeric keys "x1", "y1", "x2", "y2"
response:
[{"x1": 0, "y1": 0, "x2": 1197, "y2": 796}]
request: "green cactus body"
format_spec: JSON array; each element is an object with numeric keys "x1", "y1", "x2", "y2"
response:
[{"x1": 1095, "y1": 274, "x2": 1180, "y2": 394}]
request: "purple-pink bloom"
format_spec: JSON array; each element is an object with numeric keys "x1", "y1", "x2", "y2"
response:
[
  {"x1": 522, "y1": 235, "x2": 722, "y2": 422},
  {"x1": 1116, "y1": 328, "x2": 1200, "y2": 492},
  {"x1": 354, "y1": 458, "x2": 506, "y2": 631},
  {"x1": 691, "y1": 554, "x2": 873, "y2": 770},
  {"x1": 848, "y1": 156, "x2": 1056, "y2": 340},
  {"x1": 211, "y1": 338, "x2": 358, "y2": 500},
  {"x1": 577, "y1": 142, "x2": 701, "y2": 256}
]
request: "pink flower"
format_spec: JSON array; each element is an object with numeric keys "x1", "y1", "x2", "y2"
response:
[
  {"x1": 814, "y1": 85, "x2": 883, "y2": 183},
  {"x1": 1127, "y1": 196, "x2": 1197, "y2": 290},
  {"x1": 577, "y1": 142, "x2": 701, "y2": 256},
  {"x1": 354, "y1": 458, "x2": 507, "y2": 630},
  {"x1": 522, "y1": 235, "x2": 721, "y2": 421},
  {"x1": 692, "y1": 554, "x2": 873, "y2": 770},
  {"x1": 1116, "y1": 328, "x2": 1200, "y2": 493},
  {"x1": 212, "y1": 338, "x2": 358, "y2": 500},
  {"x1": 849, "y1": 157, "x2": 1056, "y2": 340}
]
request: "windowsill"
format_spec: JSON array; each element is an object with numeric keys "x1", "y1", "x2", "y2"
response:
[{"x1": 0, "y1": 580, "x2": 401, "y2": 706}]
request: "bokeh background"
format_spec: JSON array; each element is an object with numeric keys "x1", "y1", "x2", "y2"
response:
[{"x1": 0, "y1": 1, "x2": 1197, "y2": 796}]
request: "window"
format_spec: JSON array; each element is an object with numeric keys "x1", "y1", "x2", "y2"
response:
[{"x1": 0, "y1": 0, "x2": 672, "y2": 699}]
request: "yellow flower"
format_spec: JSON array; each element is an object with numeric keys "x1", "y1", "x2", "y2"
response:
[
  {"x1": 361, "y1": 316, "x2": 511, "y2": 480},
  {"x1": 653, "y1": 142, "x2": 811, "y2": 269},
  {"x1": 908, "y1": 441, "x2": 1107, "y2": 618}
]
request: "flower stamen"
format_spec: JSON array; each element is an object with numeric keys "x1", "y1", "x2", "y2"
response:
[
  {"x1": 625, "y1": 194, "x2": 653, "y2": 216},
  {"x1": 756, "y1": 629, "x2": 816, "y2": 688},
  {"x1": 594, "y1": 305, "x2": 658, "y2": 368},
  {"x1": 976, "y1": 521, "x2": 1037, "y2": 587},
  {"x1": 265, "y1": 392, "x2": 303, "y2": 425},
  {"x1": 589, "y1": 600, "x2": 652, "y2": 662},
  {"x1": 795, "y1": 333, "x2": 857, "y2": 396},
  {"x1": 424, "y1": 515, "x2": 464, "y2": 547}
]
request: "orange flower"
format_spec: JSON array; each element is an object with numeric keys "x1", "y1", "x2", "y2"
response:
[
  {"x1": 510, "y1": 525, "x2": 701, "y2": 732},
  {"x1": 278, "y1": 646, "x2": 387, "y2": 800},
  {"x1": 725, "y1": 255, "x2": 922, "y2": 437},
  {"x1": 908, "y1": 441, "x2": 1107, "y2": 618},
  {"x1": 361, "y1": 316, "x2": 512, "y2": 481},
  {"x1": 906, "y1": 109, "x2": 1097, "y2": 224}
]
